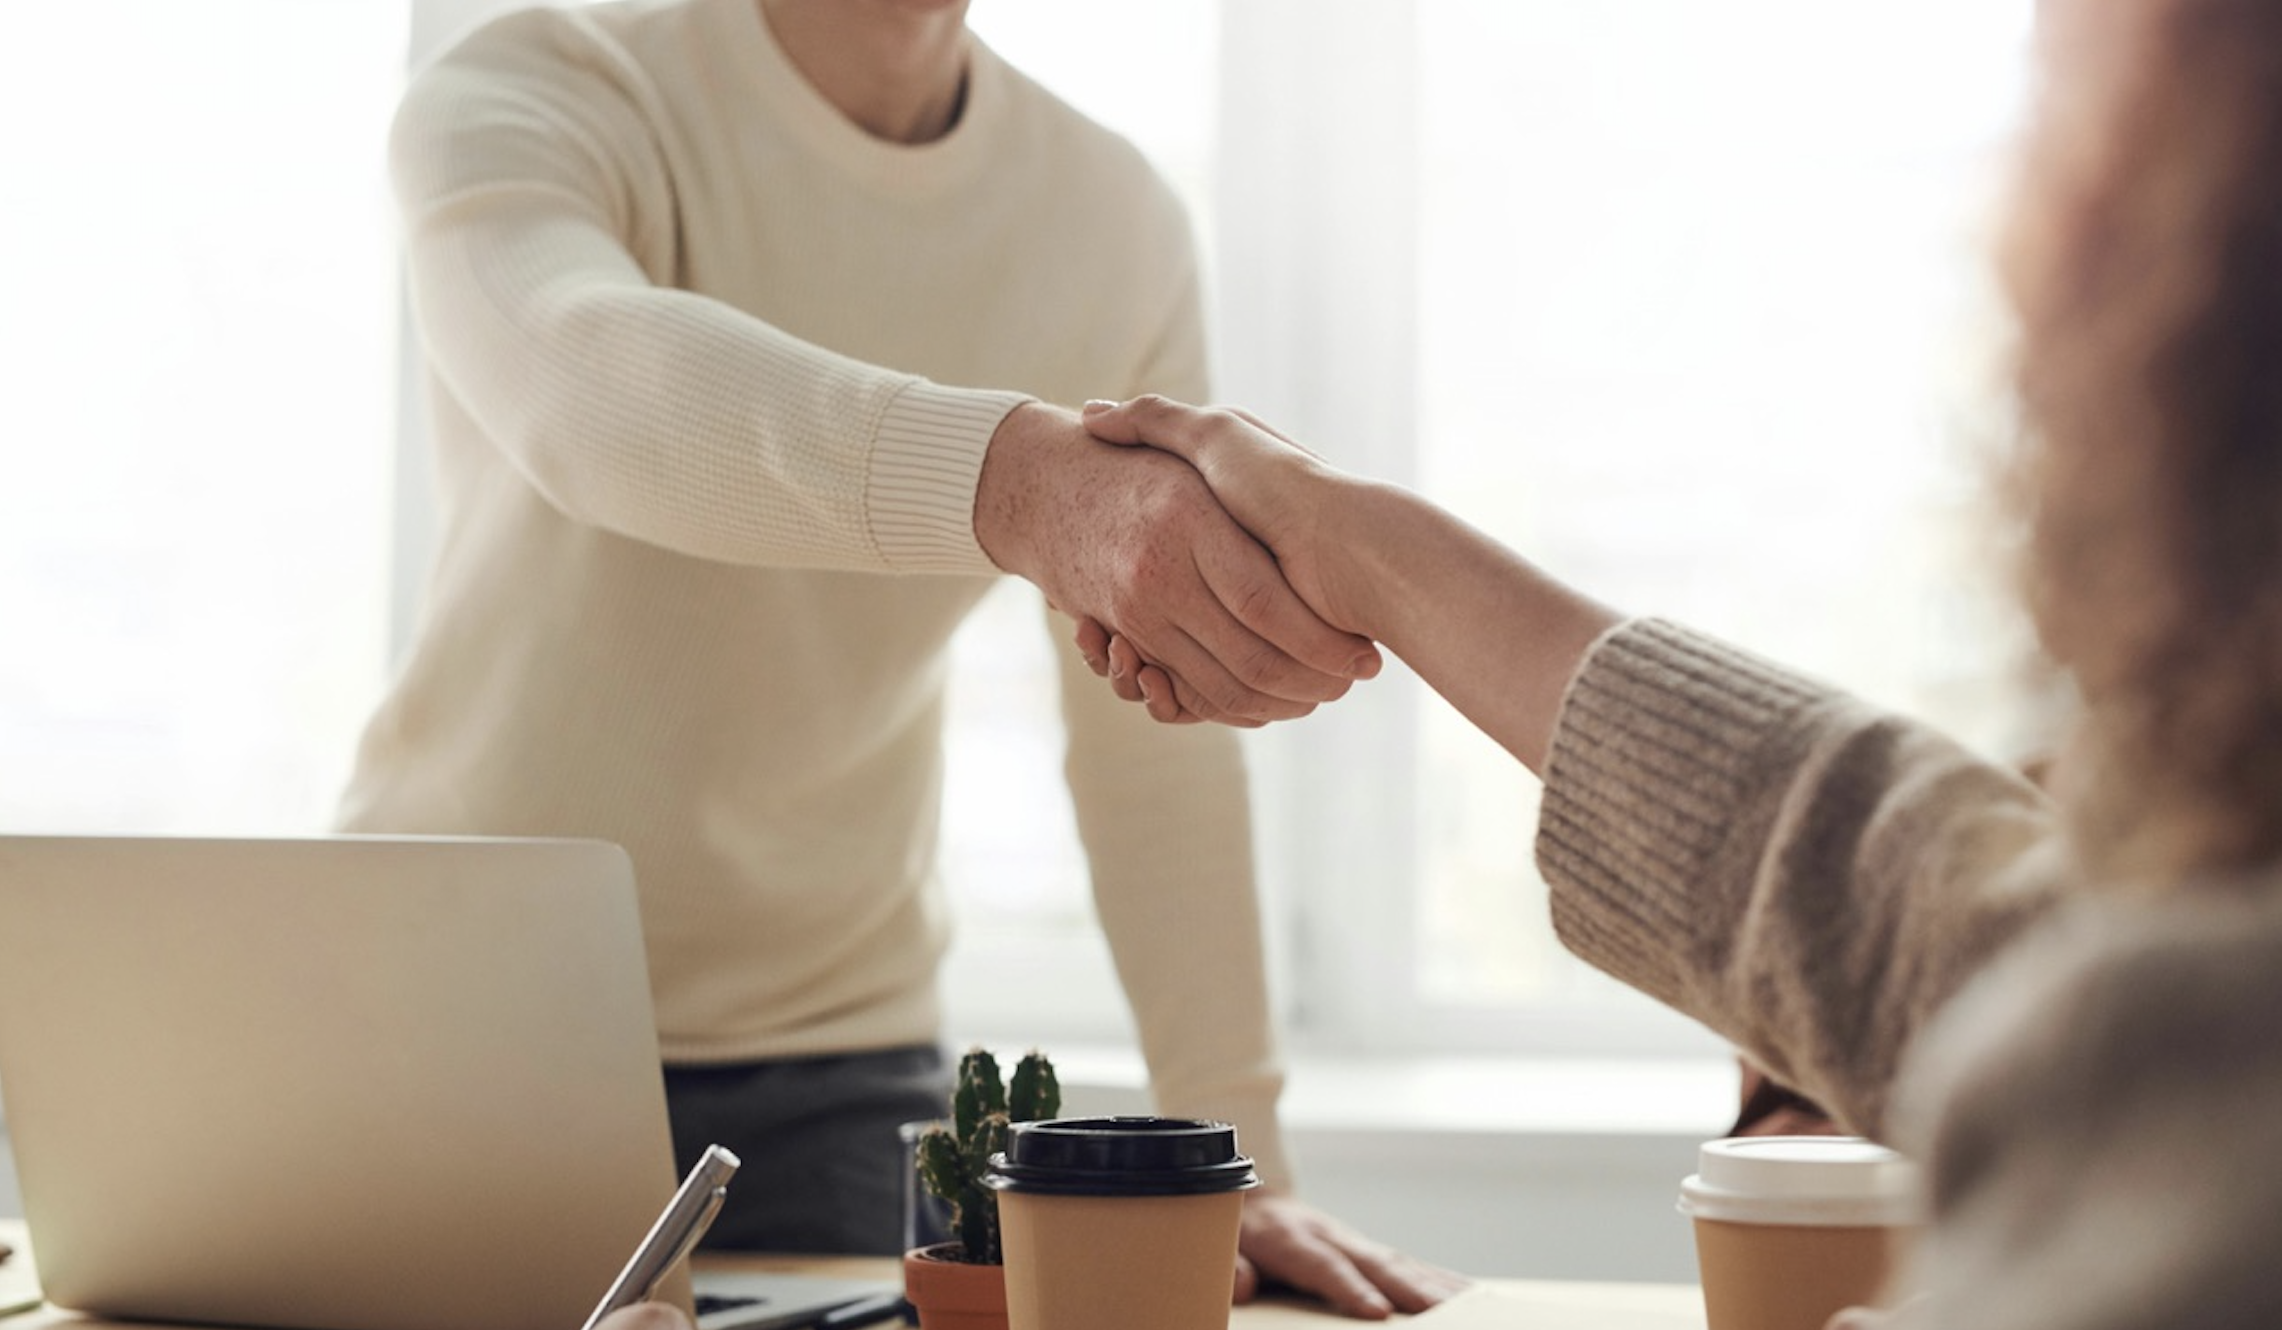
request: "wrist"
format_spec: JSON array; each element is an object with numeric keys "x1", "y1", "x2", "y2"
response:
[
  {"x1": 1325, "y1": 478, "x2": 1428, "y2": 641},
  {"x1": 972, "y1": 401, "x2": 1071, "y2": 575}
]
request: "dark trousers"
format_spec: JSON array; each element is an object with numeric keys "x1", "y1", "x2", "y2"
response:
[{"x1": 663, "y1": 1045, "x2": 952, "y2": 1255}]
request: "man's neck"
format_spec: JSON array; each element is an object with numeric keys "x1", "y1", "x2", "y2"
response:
[{"x1": 758, "y1": 0, "x2": 971, "y2": 145}]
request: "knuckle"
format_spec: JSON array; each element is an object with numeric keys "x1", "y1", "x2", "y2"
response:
[
  {"x1": 1099, "y1": 570, "x2": 1148, "y2": 627},
  {"x1": 1225, "y1": 635, "x2": 1336, "y2": 705},
  {"x1": 1127, "y1": 392, "x2": 1174, "y2": 424},
  {"x1": 1228, "y1": 575, "x2": 1281, "y2": 631},
  {"x1": 1136, "y1": 476, "x2": 1200, "y2": 528},
  {"x1": 1177, "y1": 677, "x2": 1238, "y2": 725},
  {"x1": 1202, "y1": 405, "x2": 1257, "y2": 444},
  {"x1": 1230, "y1": 640, "x2": 1289, "y2": 691}
]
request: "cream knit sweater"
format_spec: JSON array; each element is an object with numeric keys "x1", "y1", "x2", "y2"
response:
[{"x1": 339, "y1": 0, "x2": 1290, "y2": 1184}]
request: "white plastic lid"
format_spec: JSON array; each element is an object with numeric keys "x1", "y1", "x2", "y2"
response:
[{"x1": 1677, "y1": 1136, "x2": 1923, "y2": 1227}]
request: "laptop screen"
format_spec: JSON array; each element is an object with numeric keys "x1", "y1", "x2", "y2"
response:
[{"x1": 0, "y1": 834, "x2": 689, "y2": 1330}]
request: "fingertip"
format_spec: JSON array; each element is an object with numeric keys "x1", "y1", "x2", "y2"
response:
[
  {"x1": 1138, "y1": 667, "x2": 1179, "y2": 724},
  {"x1": 1082, "y1": 398, "x2": 1118, "y2": 415},
  {"x1": 1336, "y1": 1279, "x2": 1397, "y2": 1322},
  {"x1": 1073, "y1": 619, "x2": 1111, "y2": 676},
  {"x1": 1387, "y1": 1280, "x2": 1452, "y2": 1316},
  {"x1": 1349, "y1": 645, "x2": 1383, "y2": 680}
]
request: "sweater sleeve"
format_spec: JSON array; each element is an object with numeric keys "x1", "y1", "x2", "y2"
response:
[
  {"x1": 1535, "y1": 618, "x2": 2071, "y2": 1138},
  {"x1": 390, "y1": 12, "x2": 1030, "y2": 573}
]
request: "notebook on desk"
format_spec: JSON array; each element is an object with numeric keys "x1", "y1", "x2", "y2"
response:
[{"x1": 0, "y1": 834, "x2": 897, "y2": 1330}]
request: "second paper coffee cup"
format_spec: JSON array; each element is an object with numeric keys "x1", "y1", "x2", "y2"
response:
[
  {"x1": 987, "y1": 1116, "x2": 1260, "y2": 1330},
  {"x1": 1679, "y1": 1135, "x2": 1924, "y2": 1330}
]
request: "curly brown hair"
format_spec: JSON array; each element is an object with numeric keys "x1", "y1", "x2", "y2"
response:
[{"x1": 2004, "y1": 0, "x2": 2282, "y2": 882}]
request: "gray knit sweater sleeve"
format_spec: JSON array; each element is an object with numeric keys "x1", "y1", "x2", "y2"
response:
[{"x1": 1535, "y1": 618, "x2": 2069, "y2": 1138}]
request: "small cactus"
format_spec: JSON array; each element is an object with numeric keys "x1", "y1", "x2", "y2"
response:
[{"x1": 915, "y1": 1047, "x2": 1059, "y2": 1263}]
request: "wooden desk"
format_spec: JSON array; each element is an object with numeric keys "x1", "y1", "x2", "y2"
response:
[
  {"x1": 0, "y1": 1220, "x2": 1704, "y2": 1328},
  {"x1": 689, "y1": 1251, "x2": 1703, "y2": 1328}
]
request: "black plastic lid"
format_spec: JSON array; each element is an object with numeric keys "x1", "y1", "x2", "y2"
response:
[{"x1": 983, "y1": 1117, "x2": 1261, "y2": 1197}]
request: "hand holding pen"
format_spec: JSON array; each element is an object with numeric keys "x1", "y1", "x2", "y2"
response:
[
  {"x1": 579, "y1": 1142, "x2": 910, "y2": 1330},
  {"x1": 583, "y1": 1145, "x2": 740, "y2": 1330}
]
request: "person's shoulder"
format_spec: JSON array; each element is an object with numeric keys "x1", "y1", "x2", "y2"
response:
[{"x1": 393, "y1": 0, "x2": 693, "y2": 187}]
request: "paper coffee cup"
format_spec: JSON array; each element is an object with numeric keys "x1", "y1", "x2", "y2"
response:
[
  {"x1": 987, "y1": 1117, "x2": 1259, "y2": 1330},
  {"x1": 1678, "y1": 1136, "x2": 1923, "y2": 1330}
]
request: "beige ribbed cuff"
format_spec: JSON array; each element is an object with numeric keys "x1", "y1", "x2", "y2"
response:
[{"x1": 866, "y1": 379, "x2": 1034, "y2": 573}]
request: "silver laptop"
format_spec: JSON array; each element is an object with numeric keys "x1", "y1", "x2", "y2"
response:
[{"x1": 0, "y1": 834, "x2": 895, "y2": 1330}]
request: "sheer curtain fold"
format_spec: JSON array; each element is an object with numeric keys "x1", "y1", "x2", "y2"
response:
[{"x1": 1212, "y1": 0, "x2": 1435, "y2": 1053}]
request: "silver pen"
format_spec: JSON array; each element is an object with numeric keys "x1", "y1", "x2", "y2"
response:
[{"x1": 582, "y1": 1144, "x2": 741, "y2": 1330}]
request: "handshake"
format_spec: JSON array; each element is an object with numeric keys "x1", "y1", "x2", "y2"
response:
[
  {"x1": 974, "y1": 394, "x2": 1615, "y2": 761},
  {"x1": 974, "y1": 395, "x2": 1391, "y2": 728},
  {"x1": 1062, "y1": 397, "x2": 1384, "y2": 727}
]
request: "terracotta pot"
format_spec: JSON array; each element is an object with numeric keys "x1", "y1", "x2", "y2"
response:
[{"x1": 902, "y1": 1242, "x2": 1009, "y2": 1330}]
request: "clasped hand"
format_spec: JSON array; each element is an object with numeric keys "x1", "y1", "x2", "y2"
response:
[
  {"x1": 973, "y1": 402, "x2": 1378, "y2": 726},
  {"x1": 1053, "y1": 396, "x2": 1369, "y2": 724}
]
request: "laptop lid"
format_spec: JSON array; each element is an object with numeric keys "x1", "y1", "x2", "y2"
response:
[{"x1": 0, "y1": 834, "x2": 688, "y2": 1330}]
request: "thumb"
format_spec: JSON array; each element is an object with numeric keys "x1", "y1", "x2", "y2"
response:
[
  {"x1": 1080, "y1": 397, "x2": 1143, "y2": 445},
  {"x1": 1082, "y1": 395, "x2": 1204, "y2": 462}
]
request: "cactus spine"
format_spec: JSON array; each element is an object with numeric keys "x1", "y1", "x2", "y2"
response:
[{"x1": 915, "y1": 1047, "x2": 1060, "y2": 1263}]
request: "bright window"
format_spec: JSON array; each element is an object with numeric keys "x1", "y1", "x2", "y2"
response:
[
  {"x1": 950, "y1": 0, "x2": 2041, "y2": 1057},
  {"x1": 0, "y1": 0, "x2": 2044, "y2": 1069},
  {"x1": 1390, "y1": 0, "x2": 2040, "y2": 1040},
  {"x1": 0, "y1": 2, "x2": 402, "y2": 836}
]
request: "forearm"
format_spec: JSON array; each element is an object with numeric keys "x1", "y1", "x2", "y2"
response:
[
  {"x1": 1328, "y1": 481, "x2": 1622, "y2": 773},
  {"x1": 1536, "y1": 620, "x2": 2070, "y2": 1136},
  {"x1": 407, "y1": 209, "x2": 1027, "y2": 572}
]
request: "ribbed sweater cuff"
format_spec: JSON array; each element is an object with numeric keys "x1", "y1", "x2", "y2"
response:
[
  {"x1": 1535, "y1": 618, "x2": 1825, "y2": 1009},
  {"x1": 866, "y1": 379, "x2": 1033, "y2": 573}
]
